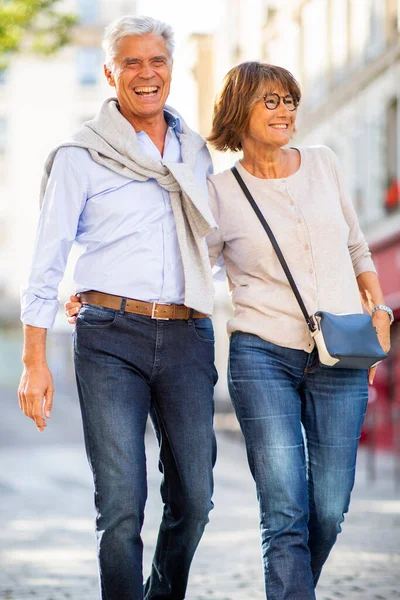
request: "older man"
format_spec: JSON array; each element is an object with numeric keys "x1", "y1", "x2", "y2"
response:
[{"x1": 18, "y1": 16, "x2": 217, "y2": 600}]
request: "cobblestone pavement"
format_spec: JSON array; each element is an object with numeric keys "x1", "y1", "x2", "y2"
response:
[{"x1": 0, "y1": 386, "x2": 399, "y2": 600}]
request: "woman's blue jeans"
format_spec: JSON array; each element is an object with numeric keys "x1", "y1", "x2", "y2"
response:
[
  {"x1": 228, "y1": 332, "x2": 369, "y2": 600},
  {"x1": 74, "y1": 304, "x2": 218, "y2": 600}
]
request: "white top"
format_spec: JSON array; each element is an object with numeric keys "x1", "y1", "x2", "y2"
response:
[{"x1": 206, "y1": 145, "x2": 376, "y2": 353}]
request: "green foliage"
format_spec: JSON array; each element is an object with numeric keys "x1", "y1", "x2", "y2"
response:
[{"x1": 0, "y1": 0, "x2": 77, "y2": 69}]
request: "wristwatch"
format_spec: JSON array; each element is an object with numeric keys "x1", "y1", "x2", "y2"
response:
[{"x1": 371, "y1": 305, "x2": 394, "y2": 325}]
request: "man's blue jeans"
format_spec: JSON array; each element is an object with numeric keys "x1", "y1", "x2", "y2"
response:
[
  {"x1": 228, "y1": 332, "x2": 368, "y2": 600},
  {"x1": 74, "y1": 303, "x2": 217, "y2": 600}
]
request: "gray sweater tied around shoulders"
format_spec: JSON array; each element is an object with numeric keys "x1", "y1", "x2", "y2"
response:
[{"x1": 40, "y1": 97, "x2": 217, "y2": 315}]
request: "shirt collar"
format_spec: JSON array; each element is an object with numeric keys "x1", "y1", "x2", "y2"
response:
[
  {"x1": 164, "y1": 110, "x2": 182, "y2": 133},
  {"x1": 135, "y1": 110, "x2": 182, "y2": 138},
  {"x1": 116, "y1": 101, "x2": 182, "y2": 135}
]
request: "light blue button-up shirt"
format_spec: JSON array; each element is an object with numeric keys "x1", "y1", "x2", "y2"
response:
[{"x1": 21, "y1": 114, "x2": 213, "y2": 329}]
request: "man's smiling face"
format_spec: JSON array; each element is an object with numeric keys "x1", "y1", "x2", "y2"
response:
[{"x1": 104, "y1": 33, "x2": 172, "y2": 128}]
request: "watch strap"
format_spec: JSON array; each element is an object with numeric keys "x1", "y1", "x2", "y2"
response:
[{"x1": 371, "y1": 305, "x2": 394, "y2": 325}]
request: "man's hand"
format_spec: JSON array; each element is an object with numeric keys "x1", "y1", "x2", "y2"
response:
[
  {"x1": 19, "y1": 325, "x2": 54, "y2": 432},
  {"x1": 368, "y1": 311, "x2": 391, "y2": 385},
  {"x1": 18, "y1": 364, "x2": 54, "y2": 432},
  {"x1": 65, "y1": 295, "x2": 82, "y2": 324},
  {"x1": 18, "y1": 364, "x2": 54, "y2": 431}
]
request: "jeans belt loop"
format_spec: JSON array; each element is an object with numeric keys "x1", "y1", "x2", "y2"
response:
[
  {"x1": 188, "y1": 308, "x2": 194, "y2": 324},
  {"x1": 119, "y1": 297, "x2": 127, "y2": 315}
]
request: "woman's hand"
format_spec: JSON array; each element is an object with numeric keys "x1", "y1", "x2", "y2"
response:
[
  {"x1": 368, "y1": 311, "x2": 391, "y2": 385},
  {"x1": 65, "y1": 295, "x2": 83, "y2": 324}
]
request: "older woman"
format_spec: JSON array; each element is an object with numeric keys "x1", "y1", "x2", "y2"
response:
[{"x1": 206, "y1": 62, "x2": 391, "y2": 599}]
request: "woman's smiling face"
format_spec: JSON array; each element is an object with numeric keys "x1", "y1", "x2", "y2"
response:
[{"x1": 242, "y1": 87, "x2": 298, "y2": 150}]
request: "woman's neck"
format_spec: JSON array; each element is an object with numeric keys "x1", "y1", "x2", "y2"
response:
[{"x1": 240, "y1": 141, "x2": 294, "y2": 179}]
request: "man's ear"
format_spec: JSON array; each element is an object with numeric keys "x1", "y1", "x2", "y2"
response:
[{"x1": 104, "y1": 64, "x2": 116, "y2": 87}]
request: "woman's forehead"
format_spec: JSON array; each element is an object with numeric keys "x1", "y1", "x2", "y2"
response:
[{"x1": 263, "y1": 84, "x2": 292, "y2": 96}]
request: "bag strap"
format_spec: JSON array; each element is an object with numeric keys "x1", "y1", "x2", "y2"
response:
[{"x1": 231, "y1": 166, "x2": 316, "y2": 332}]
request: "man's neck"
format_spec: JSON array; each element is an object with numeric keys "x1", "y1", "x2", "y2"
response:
[{"x1": 120, "y1": 107, "x2": 169, "y2": 156}]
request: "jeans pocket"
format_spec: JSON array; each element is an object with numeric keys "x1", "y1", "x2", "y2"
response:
[
  {"x1": 192, "y1": 318, "x2": 215, "y2": 343},
  {"x1": 76, "y1": 304, "x2": 118, "y2": 328}
]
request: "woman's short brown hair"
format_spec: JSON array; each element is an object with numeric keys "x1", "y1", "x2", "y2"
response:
[{"x1": 207, "y1": 61, "x2": 301, "y2": 153}]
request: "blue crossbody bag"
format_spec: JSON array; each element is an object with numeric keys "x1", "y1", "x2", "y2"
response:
[{"x1": 231, "y1": 166, "x2": 388, "y2": 369}]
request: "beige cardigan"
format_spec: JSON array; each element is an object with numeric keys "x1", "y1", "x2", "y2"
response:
[{"x1": 207, "y1": 145, "x2": 376, "y2": 353}]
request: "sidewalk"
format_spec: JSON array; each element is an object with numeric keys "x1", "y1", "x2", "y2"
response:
[{"x1": 0, "y1": 390, "x2": 399, "y2": 599}]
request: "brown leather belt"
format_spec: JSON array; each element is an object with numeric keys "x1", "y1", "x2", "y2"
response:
[{"x1": 78, "y1": 291, "x2": 208, "y2": 320}]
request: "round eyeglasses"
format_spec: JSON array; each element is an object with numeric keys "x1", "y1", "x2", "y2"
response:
[{"x1": 263, "y1": 93, "x2": 299, "y2": 111}]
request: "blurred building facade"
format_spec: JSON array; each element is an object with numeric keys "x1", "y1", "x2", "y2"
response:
[{"x1": 0, "y1": 0, "x2": 137, "y2": 325}]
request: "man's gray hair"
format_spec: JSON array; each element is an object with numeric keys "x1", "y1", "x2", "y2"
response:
[{"x1": 103, "y1": 15, "x2": 175, "y2": 70}]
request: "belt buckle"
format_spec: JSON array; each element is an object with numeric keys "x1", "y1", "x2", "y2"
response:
[{"x1": 151, "y1": 301, "x2": 170, "y2": 320}]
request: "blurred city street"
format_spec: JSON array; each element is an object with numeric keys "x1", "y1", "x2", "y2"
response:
[
  {"x1": 0, "y1": 379, "x2": 399, "y2": 600},
  {"x1": 1, "y1": 0, "x2": 400, "y2": 599}
]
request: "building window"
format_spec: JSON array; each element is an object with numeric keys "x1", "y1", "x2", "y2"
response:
[
  {"x1": 78, "y1": 0, "x2": 99, "y2": 25},
  {"x1": 0, "y1": 118, "x2": 7, "y2": 154},
  {"x1": 386, "y1": 0, "x2": 400, "y2": 43},
  {"x1": 385, "y1": 98, "x2": 399, "y2": 213},
  {"x1": 366, "y1": 0, "x2": 385, "y2": 59},
  {"x1": 300, "y1": 0, "x2": 329, "y2": 105},
  {"x1": 330, "y1": 0, "x2": 349, "y2": 78},
  {"x1": 77, "y1": 48, "x2": 101, "y2": 86}
]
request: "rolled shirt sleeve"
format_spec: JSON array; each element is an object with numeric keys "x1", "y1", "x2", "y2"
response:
[
  {"x1": 328, "y1": 147, "x2": 376, "y2": 277},
  {"x1": 21, "y1": 148, "x2": 87, "y2": 329}
]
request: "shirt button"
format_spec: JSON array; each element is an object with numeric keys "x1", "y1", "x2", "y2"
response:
[
  {"x1": 305, "y1": 244, "x2": 310, "y2": 251},
  {"x1": 297, "y1": 218, "x2": 302, "y2": 224},
  {"x1": 309, "y1": 268, "x2": 313, "y2": 274}
]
